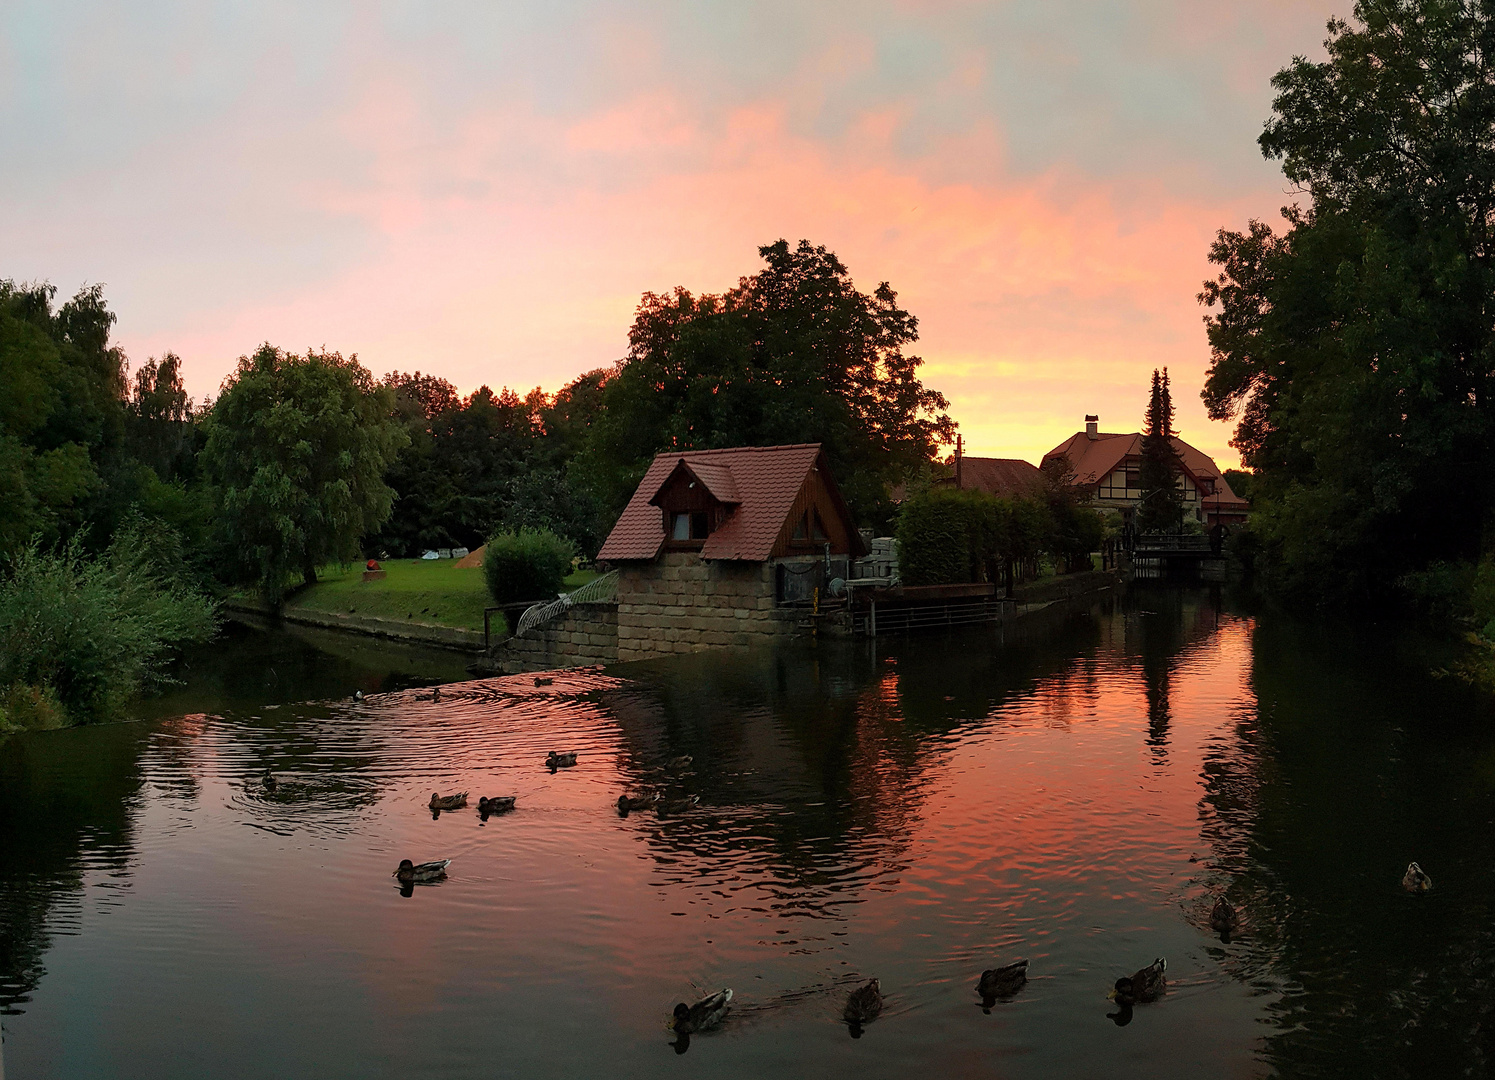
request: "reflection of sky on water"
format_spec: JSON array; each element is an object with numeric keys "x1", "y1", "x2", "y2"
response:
[{"x1": 4, "y1": 588, "x2": 1495, "y2": 1077}]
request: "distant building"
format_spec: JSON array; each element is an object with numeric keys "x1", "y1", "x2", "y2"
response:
[
  {"x1": 1042, "y1": 415, "x2": 1248, "y2": 528},
  {"x1": 597, "y1": 443, "x2": 866, "y2": 661},
  {"x1": 935, "y1": 435, "x2": 1046, "y2": 498}
]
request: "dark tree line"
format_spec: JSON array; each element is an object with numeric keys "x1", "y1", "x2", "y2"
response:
[
  {"x1": 1201, "y1": 1, "x2": 1495, "y2": 607},
  {"x1": 0, "y1": 238, "x2": 959, "y2": 603}
]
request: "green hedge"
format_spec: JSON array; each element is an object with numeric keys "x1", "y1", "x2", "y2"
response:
[
  {"x1": 895, "y1": 486, "x2": 1102, "y2": 586},
  {"x1": 483, "y1": 527, "x2": 575, "y2": 605}
]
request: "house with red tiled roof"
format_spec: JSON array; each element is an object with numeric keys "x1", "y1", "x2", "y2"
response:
[
  {"x1": 1041, "y1": 415, "x2": 1248, "y2": 528},
  {"x1": 597, "y1": 443, "x2": 866, "y2": 661},
  {"x1": 932, "y1": 437, "x2": 1046, "y2": 499}
]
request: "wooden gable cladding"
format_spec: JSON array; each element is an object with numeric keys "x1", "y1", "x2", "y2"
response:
[
  {"x1": 651, "y1": 461, "x2": 726, "y2": 513},
  {"x1": 771, "y1": 463, "x2": 858, "y2": 558}
]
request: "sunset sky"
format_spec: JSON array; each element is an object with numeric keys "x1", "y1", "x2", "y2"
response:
[{"x1": 2, "y1": 1, "x2": 1344, "y2": 468}]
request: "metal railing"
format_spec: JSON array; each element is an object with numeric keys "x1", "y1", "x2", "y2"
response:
[{"x1": 513, "y1": 570, "x2": 620, "y2": 637}]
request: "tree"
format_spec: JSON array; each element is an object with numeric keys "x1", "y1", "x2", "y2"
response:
[
  {"x1": 1136, "y1": 369, "x2": 1184, "y2": 533},
  {"x1": 1200, "y1": 2, "x2": 1495, "y2": 602},
  {"x1": 201, "y1": 346, "x2": 407, "y2": 602},
  {"x1": 576, "y1": 240, "x2": 954, "y2": 522}
]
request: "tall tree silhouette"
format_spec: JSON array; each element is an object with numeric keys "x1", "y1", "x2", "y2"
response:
[{"x1": 1136, "y1": 368, "x2": 1183, "y2": 533}]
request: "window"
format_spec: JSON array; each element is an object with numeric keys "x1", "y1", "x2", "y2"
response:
[
  {"x1": 672, "y1": 512, "x2": 709, "y2": 540},
  {"x1": 1125, "y1": 471, "x2": 1140, "y2": 490}
]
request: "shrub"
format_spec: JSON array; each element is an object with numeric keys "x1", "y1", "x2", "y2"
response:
[
  {"x1": 483, "y1": 527, "x2": 574, "y2": 605},
  {"x1": 0, "y1": 531, "x2": 219, "y2": 727}
]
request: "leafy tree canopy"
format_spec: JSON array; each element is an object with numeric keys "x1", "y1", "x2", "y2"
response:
[
  {"x1": 577, "y1": 240, "x2": 955, "y2": 522},
  {"x1": 1200, "y1": 1, "x2": 1495, "y2": 602},
  {"x1": 202, "y1": 345, "x2": 407, "y2": 602}
]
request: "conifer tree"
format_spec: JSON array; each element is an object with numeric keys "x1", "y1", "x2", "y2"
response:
[{"x1": 1136, "y1": 368, "x2": 1183, "y2": 533}]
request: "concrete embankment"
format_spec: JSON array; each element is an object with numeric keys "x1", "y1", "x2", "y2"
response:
[{"x1": 221, "y1": 600, "x2": 487, "y2": 652}]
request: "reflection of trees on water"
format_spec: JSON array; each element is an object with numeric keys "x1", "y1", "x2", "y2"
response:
[
  {"x1": 603, "y1": 620, "x2": 1105, "y2": 929},
  {"x1": 1194, "y1": 613, "x2": 1495, "y2": 1076},
  {"x1": 1124, "y1": 585, "x2": 1227, "y2": 762},
  {"x1": 0, "y1": 722, "x2": 149, "y2": 1014}
]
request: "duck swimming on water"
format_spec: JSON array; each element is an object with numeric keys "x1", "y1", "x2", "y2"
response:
[
  {"x1": 976, "y1": 959, "x2": 1028, "y2": 1000},
  {"x1": 1403, "y1": 862, "x2": 1433, "y2": 892},
  {"x1": 1210, "y1": 897, "x2": 1240, "y2": 937},
  {"x1": 1109, "y1": 958, "x2": 1166, "y2": 1006},
  {"x1": 672, "y1": 988, "x2": 732, "y2": 1034},
  {"x1": 429, "y1": 791, "x2": 468, "y2": 811},
  {"x1": 617, "y1": 792, "x2": 658, "y2": 813},
  {"x1": 261, "y1": 769, "x2": 278, "y2": 794},
  {"x1": 393, "y1": 859, "x2": 450, "y2": 884},
  {"x1": 546, "y1": 751, "x2": 577, "y2": 770},
  {"x1": 843, "y1": 979, "x2": 883, "y2": 1035}
]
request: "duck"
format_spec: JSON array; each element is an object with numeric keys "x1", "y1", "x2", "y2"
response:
[
  {"x1": 976, "y1": 959, "x2": 1029, "y2": 999},
  {"x1": 432, "y1": 686, "x2": 442, "y2": 703},
  {"x1": 1210, "y1": 897, "x2": 1239, "y2": 936},
  {"x1": 667, "y1": 754, "x2": 694, "y2": 770},
  {"x1": 393, "y1": 858, "x2": 450, "y2": 883},
  {"x1": 429, "y1": 791, "x2": 468, "y2": 811},
  {"x1": 1403, "y1": 861, "x2": 1433, "y2": 893},
  {"x1": 478, "y1": 796, "x2": 516, "y2": 814},
  {"x1": 672, "y1": 988, "x2": 733, "y2": 1034},
  {"x1": 261, "y1": 768, "x2": 278, "y2": 794},
  {"x1": 617, "y1": 792, "x2": 658, "y2": 813},
  {"x1": 844, "y1": 978, "x2": 883, "y2": 1027},
  {"x1": 534, "y1": 676, "x2": 554, "y2": 687},
  {"x1": 353, "y1": 689, "x2": 365, "y2": 701},
  {"x1": 657, "y1": 793, "x2": 700, "y2": 815},
  {"x1": 546, "y1": 751, "x2": 578, "y2": 769},
  {"x1": 1109, "y1": 958, "x2": 1166, "y2": 1006}
]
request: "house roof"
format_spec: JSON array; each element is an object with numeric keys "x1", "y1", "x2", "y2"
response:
[
  {"x1": 1042, "y1": 431, "x2": 1248, "y2": 509},
  {"x1": 598, "y1": 443, "x2": 856, "y2": 562},
  {"x1": 940, "y1": 456, "x2": 1045, "y2": 498}
]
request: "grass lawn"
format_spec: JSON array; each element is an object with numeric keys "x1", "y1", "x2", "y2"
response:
[{"x1": 283, "y1": 559, "x2": 601, "y2": 634}]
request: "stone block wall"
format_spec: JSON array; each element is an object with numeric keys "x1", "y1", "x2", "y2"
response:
[
  {"x1": 486, "y1": 604, "x2": 618, "y2": 674},
  {"x1": 616, "y1": 553, "x2": 793, "y2": 661}
]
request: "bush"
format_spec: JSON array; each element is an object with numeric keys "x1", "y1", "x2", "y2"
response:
[
  {"x1": 483, "y1": 527, "x2": 574, "y2": 605},
  {"x1": 895, "y1": 488, "x2": 998, "y2": 586},
  {"x1": 0, "y1": 531, "x2": 219, "y2": 727}
]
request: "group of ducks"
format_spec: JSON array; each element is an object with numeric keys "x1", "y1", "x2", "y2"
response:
[{"x1": 670, "y1": 953, "x2": 1172, "y2": 1045}]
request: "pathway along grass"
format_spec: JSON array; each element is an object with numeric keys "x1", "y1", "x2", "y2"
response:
[{"x1": 284, "y1": 559, "x2": 599, "y2": 634}]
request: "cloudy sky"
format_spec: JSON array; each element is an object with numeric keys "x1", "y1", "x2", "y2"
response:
[{"x1": 2, "y1": 1, "x2": 1343, "y2": 466}]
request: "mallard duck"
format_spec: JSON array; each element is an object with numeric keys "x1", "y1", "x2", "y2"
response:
[
  {"x1": 1210, "y1": 897, "x2": 1239, "y2": 935},
  {"x1": 976, "y1": 959, "x2": 1028, "y2": 998},
  {"x1": 431, "y1": 686, "x2": 442, "y2": 703},
  {"x1": 617, "y1": 792, "x2": 658, "y2": 812},
  {"x1": 657, "y1": 793, "x2": 700, "y2": 815},
  {"x1": 844, "y1": 978, "x2": 883, "y2": 1026},
  {"x1": 478, "y1": 796, "x2": 516, "y2": 814},
  {"x1": 546, "y1": 751, "x2": 577, "y2": 769},
  {"x1": 534, "y1": 676, "x2": 554, "y2": 687},
  {"x1": 353, "y1": 689, "x2": 365, "y2": 701},
  {"x1": 261, "y1": 769, "x2": 278, "y2": 793},
  {"x1": 667, "y1": 754, "x2": 693, "y2": 769},
  {"x1": 393, "y1": 858, "x2": 450, "y2": 883},
  {"x1": 1109, "y1": 958, "x2": 1166, "y2": 1006},
  {"x1": 429, "y1": 791, "x2": 468, "y2": 811},
  {"x1": 672, "y1": 988, "x2": 732, "y2": 1033},
  {"x1": 1403, "y1": 862, "x2": 1433, "y2": 892}
]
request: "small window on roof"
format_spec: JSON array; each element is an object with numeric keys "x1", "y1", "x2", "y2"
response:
[
  {"x1": 672, "y1": 512, "x2": 709, "y2": 540},
  {"x1": 672, "y1": 513, "x2": 691, "y2": 540}
]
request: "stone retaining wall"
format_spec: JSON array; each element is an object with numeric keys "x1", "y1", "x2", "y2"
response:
[
  {"x1": 615, "y1": 553, "x2": 796, "y2": 662},
  {"x1": 480, "y1": 604, "x2": 618, "y2": 674}
]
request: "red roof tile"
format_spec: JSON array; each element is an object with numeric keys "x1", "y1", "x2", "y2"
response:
[{"x1": 598, "y1": 443, "x2": 853, "y2": 562}]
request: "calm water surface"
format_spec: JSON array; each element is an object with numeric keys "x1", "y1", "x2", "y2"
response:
[{"x1": 4, "y1": 589, "x2": 1495, "y2": 1078}]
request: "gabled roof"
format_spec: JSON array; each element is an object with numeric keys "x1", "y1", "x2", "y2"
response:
[
  {"x1": 941, "y1": 457, "x2": 1045, "y2": 498},
  {"x1": 647, "y1": 459, "x2": 740, "y2": 506},
  {"x1": 598, "y1": 443, "x2": 857, "y2": 562},
  {"x1": 1041, "y1": 431, "x2": 1247, "y2": 508}
]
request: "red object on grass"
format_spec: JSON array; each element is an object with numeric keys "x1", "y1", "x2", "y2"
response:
[{"x1": 367, "y1": 559, "x2": 380, "y2": 571}]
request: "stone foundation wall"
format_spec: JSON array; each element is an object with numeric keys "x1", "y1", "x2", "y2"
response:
[
  {"x1": 484, "y1": 604, "x2": 618, "y2": 674},
  {"x1": 616, "y1": 553, "x2": 794, "y2": 662}
]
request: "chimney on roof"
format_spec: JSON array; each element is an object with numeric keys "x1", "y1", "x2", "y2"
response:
[
  {"x1": 954, "y1": 434, "x2": 963, "y2": 489},
  {"x1": 1085, "y1": 414, "x2": 1098, "y2": 440}
]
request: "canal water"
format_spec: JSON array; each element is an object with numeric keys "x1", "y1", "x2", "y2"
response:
[{"x1": 3, "y1": 589, "x2": 1494, "y2": 1079}]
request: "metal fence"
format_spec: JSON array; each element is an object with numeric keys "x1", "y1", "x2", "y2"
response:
[{"x1": 514, "y1": 570, "x2": 620, "y2": 636}]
